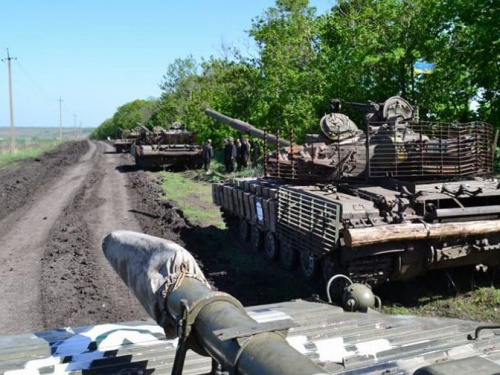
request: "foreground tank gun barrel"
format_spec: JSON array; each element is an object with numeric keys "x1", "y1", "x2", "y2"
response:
[
  {"x1": 102, "y1": 230, "x2": 329, "y2": 375},
  {"x1": 205, "y1": 108, "x2": 291, "y2": 148}
]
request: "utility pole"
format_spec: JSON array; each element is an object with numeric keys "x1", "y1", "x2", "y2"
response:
[
  {"x1": 79, "y1": 121, "x2": 82, "y2": 139},
  {"x1": 2, "y1": 49, "x2": 17, "y2": 152},
  {"x1": 73, "y1": 113, "x2": 77, "y2": 139},
  {"x1": 58, "y1": 96, "x2": 63, "y2": 140}
]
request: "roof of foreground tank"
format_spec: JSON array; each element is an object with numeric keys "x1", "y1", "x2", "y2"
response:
[{"x1": 1, "y1": 299, "x2": 500, "y2": 374}]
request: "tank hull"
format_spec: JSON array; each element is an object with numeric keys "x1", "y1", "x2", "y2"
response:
[
  {"x1": 133, "y1": 144, "x2": 203, "y2": 169},
  {"x1": 213, "y1": 176, "x2": 500, "y2": 285}
]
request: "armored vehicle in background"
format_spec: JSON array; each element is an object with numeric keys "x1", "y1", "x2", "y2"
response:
[
  {"x1": 131, "y1": 122, "x2": 203, "y2": 170},
  {"x1": 113, "y1": 127, "x2": 140, "y2": 153},
  {"x1": 207, "y1": 96, "x2": 499, "y2": 286}
]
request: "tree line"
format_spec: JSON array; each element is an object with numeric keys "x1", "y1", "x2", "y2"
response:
[{"x1": 91, "y1": 0, "x2": 499, "y2": 149}]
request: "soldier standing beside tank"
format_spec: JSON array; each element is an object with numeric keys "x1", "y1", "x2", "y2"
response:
[
  {"x1": 250, "y1": 139, "x2": 260, "y2": 168},
  {"x1": 235, "y1": 139, "x2": 243, "y2": 171},
  {"x1": 240, "y1": 138, "x2": 250, "y2": 169},
  {"x1": 202, "y1": 139, "x2": 213, "y2": 174},
  {"x1": 223, "y1": 138, "x2": 237, "y2": 173}
]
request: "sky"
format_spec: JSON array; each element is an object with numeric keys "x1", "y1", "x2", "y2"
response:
[{"x1": 0, "y1": 0, "x2": 335, "y2": 128}]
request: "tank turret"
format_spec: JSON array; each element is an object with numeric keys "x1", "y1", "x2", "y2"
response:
[
  {"x1": 207, "y1": 96, "x2": 494, "y2": 182},
  {"x1": 113, "y1": 126, "x2": 141, "y2": 153}
]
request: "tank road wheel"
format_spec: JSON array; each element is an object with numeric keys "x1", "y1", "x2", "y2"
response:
[
  {"x1": 322, "y1": 257, "x2": 337, "y2": 283},
  {"x1": 280, "y1": 238, "x2": 297, "y2": 270},
  {"x1": 239, "y1": 218, "x2": 250, "y2": 243},
  {"x1": 250, "y1": 225, "x2": 262, "y2": 252},
  {"x1": 264, "y1": 232, "x2": 279, "y2": 261},
  {"x1": 300, "y1": 251, "x2": 318, "y2": 280}
]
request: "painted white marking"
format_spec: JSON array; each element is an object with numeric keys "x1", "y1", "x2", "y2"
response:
[
  {"x1": 256, "y1": 201, "x2": 264, "y2": 221},
  {"x1": 315, "y1": 337, "x2": 349, "y2": 362},
  {"x1": 248, "y1": 309, "x2": 291, "y2": 323},
  {"x1": 286, "y1": 335, "x2": 393, "y2": 364},
  {"x1": 287, "y1": 335, "x2": 310, "y2": 354},
  {"x1": 5, "y1": 324, "x2": 176, "y2": 374},
  {"x1": 355, "y1": 339, "x2": 392, "y2": 360},
  {"x1": 447, "y1": 343, "x2": 474, "y2": 356}
]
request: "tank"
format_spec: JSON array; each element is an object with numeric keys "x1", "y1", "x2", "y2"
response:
[
  {"x1": 112, "y1": 127, "x2": 140, "y2": 153},
  {"x1": 131, "y1": 122, "x2": 203, "y2": 169},
  {"x1": 207, "y1": 96, "x2": 500, "y2": 286}
]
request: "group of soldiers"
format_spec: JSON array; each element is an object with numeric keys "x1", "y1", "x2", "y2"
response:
[{"x1": 202, "y1": 137, "x2": 260, "y2": 174}]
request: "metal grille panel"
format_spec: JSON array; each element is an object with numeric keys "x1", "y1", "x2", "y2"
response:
[
  {"x1": 277, "y1": 186, "x2": 341, "y2": 255},
  {"x1": 368, "y1": 121, "x2": 494, "y2": 178}
]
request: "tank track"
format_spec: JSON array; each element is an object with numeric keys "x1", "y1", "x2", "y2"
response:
[{"x1": 221, "y1": 208, "x2": 395, "y2": 290}]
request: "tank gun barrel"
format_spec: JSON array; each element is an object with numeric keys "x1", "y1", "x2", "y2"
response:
[
  {"x1": 205, "y1": 108, "x2": 290, "y2": 147},
  {"x1": 103, "y1": 231, "x2": 327, "y2": 375},
  {"x1": 136, "y1": 124, "x2": 151, "y2": 133},
  {"x1": 343, "y1": 100, "x2": 380, "y2": 112},
  {"x1": 343, "y1": 101, "x2": 368, "y2": 108}
]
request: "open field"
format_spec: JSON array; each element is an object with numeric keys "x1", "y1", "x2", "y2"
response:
[
  {"x1": 0, "y1": 126, "x2": 94, "y2": 152},
  {"x1": 0, "y1": 126, "x2": 95, "y2": 164}
]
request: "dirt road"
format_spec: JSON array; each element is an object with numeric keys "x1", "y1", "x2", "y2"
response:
[{"x1": 0, "y1": 141, "x2": 149, "y2": 335}]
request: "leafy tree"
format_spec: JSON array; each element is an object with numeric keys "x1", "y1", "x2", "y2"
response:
[
  {"x1": 158, "y1": 56, "x2": 202, "y2": 126},
  {"x1": 442, "y1": 0, "x2": 500, "y2": 125},
  {"x1": 156, "y1": 56, "x2": 260, "y2": 147},
  {"x1": 100, "y1": 0, "x2": 499, "y2": 148},
  {"x1": 113, "y1": 99, "x2": 158, "y2": 130},
  {"x1": 317, "y1": 0, "x2": 479, "y2": 122},
  {"x1": 89, "y1": 118, "x2": 115, "y2": 139},
  {"x1": 197, "y1": 58, "x2": 260, "y2": 145},
  {"x1": 249, "y1": 0, "x2": 324, "y2": 140},
  {"x1": 90, "y1": 99, "x2": 158, "y2": 140}
]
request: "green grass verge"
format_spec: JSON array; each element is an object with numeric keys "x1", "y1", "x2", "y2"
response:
[
  {"x1": 0, "y1": 140, "x2": 62, "y2": 166},
  {"x1": 383, "y1": 286, "x2": 500, "y2": 322},
  {"x1": 158, "y1": 170, "x2": 225, "y2": 228}
]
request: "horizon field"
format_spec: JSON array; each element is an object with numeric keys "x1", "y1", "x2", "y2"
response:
[
  {"x1": 0, "y1": 127, "x2": 94, "y2": 154},
  {"x1": 0, "y1": 126, "x2": 94, "y2": 140}
]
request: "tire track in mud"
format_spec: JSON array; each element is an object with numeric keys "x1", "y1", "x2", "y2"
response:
[
  {"x1": 0, "y1": 141, "x2": 89, "y2": 222},
  {"x1": 0, "y1": 141, "x2": 96, "y2": 334},
  {"x1": 40, "y1": 142, "x2": 149, "y2": 330}
]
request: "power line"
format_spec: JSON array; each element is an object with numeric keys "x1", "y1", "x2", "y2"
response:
[{"x1": 14, "y1": 59, "x2": 51, "y2": 98}]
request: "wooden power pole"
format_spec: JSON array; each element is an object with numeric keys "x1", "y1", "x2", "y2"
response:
[{"x1": 2, "y1": 49, "x2": 17, "y2": 152}]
